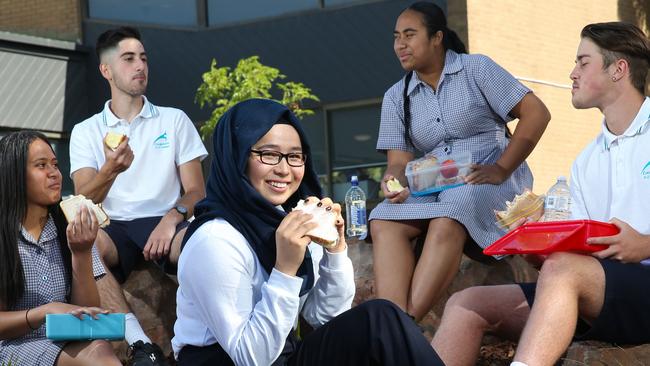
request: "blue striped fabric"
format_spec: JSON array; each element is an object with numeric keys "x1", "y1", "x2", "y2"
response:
[
  {"x1": 0, "y1": 216, "x2": 106, "y2": 365},
  {"x1": 370, "y1": 50, "x2": 534, "y2": 250}
]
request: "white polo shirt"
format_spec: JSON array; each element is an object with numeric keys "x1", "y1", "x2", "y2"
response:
[
  {"x1": 70, "y1": 96, "x2": 208, "y2": 220},
  {"x1": 570, "y1": 97, "x2": 650, "y2": 235}
]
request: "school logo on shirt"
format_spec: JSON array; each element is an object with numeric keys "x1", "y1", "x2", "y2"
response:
[
  {"x1": 642, "y1": 160, "x2": 650, "y2": 180},
  {"x1": 153, "y1": 131, "x2": 170, "y2": 149}
]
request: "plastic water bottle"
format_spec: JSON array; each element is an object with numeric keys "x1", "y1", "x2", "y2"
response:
[
  {"x1": 345, "y1": 176, "x2": 367, "y2": 239},
  {"x1": 544, "y1": 176, "x2": 571, "y2": 221}
]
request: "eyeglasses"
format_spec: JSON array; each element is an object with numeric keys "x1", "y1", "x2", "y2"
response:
[{"x1": 250, "y1": 149, "x2": 307, "y2": 167}]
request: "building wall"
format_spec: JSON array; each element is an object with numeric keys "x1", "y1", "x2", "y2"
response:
[
  {"x1": 0, "y1": 0, "x2": 82, "y2": 41},
  {"x1": 465, "y1": 0, "x2": 646, "y2": 193}
]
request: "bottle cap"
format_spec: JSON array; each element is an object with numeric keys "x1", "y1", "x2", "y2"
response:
[
  {"x1": 351, "y1": 175, "x2": 358, "y2": 185},
  {"x1": 558, "y1": 176, "x2": 567, "y2": 182}
]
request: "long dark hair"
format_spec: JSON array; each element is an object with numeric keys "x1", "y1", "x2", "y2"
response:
[
  {"x1": 0, "y1": 131, "x2": 71, "y2": 309},
  {"x1": 401, "y1": 2, "x2": 467, "y2": 146}
]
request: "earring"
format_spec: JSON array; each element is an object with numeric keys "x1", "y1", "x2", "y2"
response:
[{"x1": 612, "y1": 76, "x2": 617, "y2": 82}]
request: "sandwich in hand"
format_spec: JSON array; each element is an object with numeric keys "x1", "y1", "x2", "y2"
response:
[
  {"x1": 104, "y1": 132, "x2": 126, "y2": 151},
  {"x1": 386, "y1": 177, "x2": 406, "y2": 193},
  {"x1": 60, "y1": 195, "x2": 110, "y2": 228},
  {"x1": 495, "y1": 190, "x2": 544, "y2": 230},
  {"x1": 293, "y1": 199, "x2": 339, "y2": 248}
]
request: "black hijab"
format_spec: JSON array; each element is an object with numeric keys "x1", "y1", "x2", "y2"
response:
[{"x1": 183, "y1": 99, "x2": 322, "y2": 295}]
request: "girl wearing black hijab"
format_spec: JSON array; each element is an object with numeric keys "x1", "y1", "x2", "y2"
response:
[{"x1": 171, "y1": 99, "x2": 443, "y2": 365}]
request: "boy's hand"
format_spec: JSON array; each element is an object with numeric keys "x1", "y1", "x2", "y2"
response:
[{"x1": 590, "y1": 218, "x2": 650, "y2": 263}]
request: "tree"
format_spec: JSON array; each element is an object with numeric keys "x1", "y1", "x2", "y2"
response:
[{"x1": 195, "y1": 56, "x2": 320, "y2": 139}]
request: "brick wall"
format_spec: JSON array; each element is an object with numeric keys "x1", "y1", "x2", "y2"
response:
[
  {"x1": 448, "y1": 0, "x2": 648, "y2": 193},
  {"x1": 0, "y1": 0, "x2": 81, "y2": 41}
]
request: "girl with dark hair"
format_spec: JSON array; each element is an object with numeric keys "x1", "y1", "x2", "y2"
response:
[
  {"x1": 172, "y1": 99, "x2": 444, "y2": 366},
  {"x1": 0, "y1": 131, "x2": 120, "y2": 366},
  {"x1": 369, "y1": 2, "x2": 551, "y2": 321}
]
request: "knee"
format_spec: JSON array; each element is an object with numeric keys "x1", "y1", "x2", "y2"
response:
[
  {"x1": 426, "y1": 218, "x2": 466, "y2": 244},
  {"x1": 357, "y1": 299, "x2": 405, "y2": 321},
  {"x1": 85, "y1": 340, "x2": 120, "y2": 364},
  {"x1": 370, "y1": 220, "x2": 390, "y2": 237},
  {"x1": 538, "y1": 252, "x2": 582, "y2": 283},
  {"x1": 442, "y1": 288, "x2": 491, "y2": 328}
]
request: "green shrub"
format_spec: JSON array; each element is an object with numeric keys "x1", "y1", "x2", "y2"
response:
[{"x1": 195, "y1": 56, "x2": 320, "y2": 139}]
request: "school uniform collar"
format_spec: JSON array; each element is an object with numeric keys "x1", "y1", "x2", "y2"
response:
[
  {"x1": 407, "y1": 50, "x2": 464, "y2": 96},
  {"x1": 601, "y1": 96, "x2": 650, "y2": 151},
  {"x1": 101, "y1": 95, "x2": 159, "y2": 127},
  {"x1": 19, "y1": 215, "x2": 57, "y2": 246}
]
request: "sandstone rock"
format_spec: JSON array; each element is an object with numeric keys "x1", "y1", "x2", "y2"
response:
[
  {"x1": 562, "y1": 341, "x2": 650, "y2": 365},
  {"x1": 114, "y1": 261, "x2": 178, "y2": 362},
  {"x1": 348, "y1": 241, "x2": 539, "y2": 340}
]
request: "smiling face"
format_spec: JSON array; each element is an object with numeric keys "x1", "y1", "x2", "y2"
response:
[
  {"x1": 393, "y1": 9, "x2": 442, "y2": 72},
  {"x1": 569, "y1": 38, "x2": 615, "y2": 109},
  {"x1": 246, "y1": 124, "x2": 305, "y2": 206},
  {"x1": 25, "y1": 138, "x2": 62, "y2": 209},
  {"x1": 101, "y1": 38, "x2": 148, "y2": 97}
]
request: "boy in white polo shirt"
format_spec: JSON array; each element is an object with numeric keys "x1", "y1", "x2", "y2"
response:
[
  {"x1": 429, "y1": 22, "x2": 650, "y2": 366},
  {"x1": 69, "y1": 27, "x2": 207, "y2": 366}
]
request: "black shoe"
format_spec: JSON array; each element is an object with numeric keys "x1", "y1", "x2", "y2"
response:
[{"x1": 128, "y1": 340, "x2": 169, "y2": 366}]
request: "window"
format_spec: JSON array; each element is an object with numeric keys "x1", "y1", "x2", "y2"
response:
[
  {"x1": 88, "y1": 0, "x2": 198, "y2": 26},
  {"x1": 323, "y1": 0, "x2": 365, "y2": 7},
  {"x1": 328, "y1": 105, "x2": 386, "y2": 202},
  {"x1": 207, "y1": 0, "x2": 319, "y2": 26}
]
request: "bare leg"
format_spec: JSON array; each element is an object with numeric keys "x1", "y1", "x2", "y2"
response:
[
  {"x1": 169, "y1": 227, "x2": 187, "y2": 265},
  {"x1": 56, "y1": 340, "x2": 122, "y2": 366},
  {"x1": 94, "y1": 230, "x2": 131, "y2": 313},
  {"x1": 432, "y1": 284, "x2": 530, "y2": 366},
  {"x1": 514, "y1": 252, "x2": 605, "y2": 365},
  {"x1": 371, "y1": 219, "x2": 424, "y2": 311},
  {"x1": 407, "y1": 218, "x2": 466, "y2": 320}
]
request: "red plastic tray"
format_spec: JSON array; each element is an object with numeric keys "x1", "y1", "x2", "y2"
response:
[{"x1": 483, "y1": 220, "x2": 619, "y2": 256}]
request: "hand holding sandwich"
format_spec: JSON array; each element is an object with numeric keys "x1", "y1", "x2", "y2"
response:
[
  {"x1": 102, "y1": 134, "x2": 134, "y2": 176},
  {"x1": 65, "y1": 204, "x2": 99, "y2": 253},
  {"x1": 275, "y1": 197, "x2": 346, "y2": 277}
]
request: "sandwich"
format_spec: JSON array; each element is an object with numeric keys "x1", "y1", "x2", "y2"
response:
[
  {"x1": 104, "y1": 132, "x2": 126, "y2": 151},
  {"x1": 59, "y1": 195, "x2": 110, "y2": 228},
  {"x1": 386, "y1": 177, "x2": 406, "y2": 193},
  {"x1": 292, "y1": 199, "x2": 339, "y2": 248},
  {"x1": 495, "y1": 190, "x2": 544, "y2": 230}
]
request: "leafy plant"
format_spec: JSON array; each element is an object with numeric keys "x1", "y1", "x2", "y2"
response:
[{"x1": 195, "y1": 56, "x2": 320, "y2": 139}]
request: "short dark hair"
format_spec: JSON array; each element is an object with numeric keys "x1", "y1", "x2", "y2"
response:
[
  {"x1": 95, "y1": 26, "x2": 142, "y2": 61},
  {"x1": 581, "y1": 22, "x2": 650, "y2": 94}
]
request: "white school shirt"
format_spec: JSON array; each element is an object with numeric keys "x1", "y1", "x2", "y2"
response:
[
  {"x1": 69, "y1": 96, "x2": 208, "y2": 220},
  {"x1": 171, "y1": 218, "x2": 356, "y2": 365},
  {"x1": 570, "y1": 96, "x2": 650, "y2": 235}
]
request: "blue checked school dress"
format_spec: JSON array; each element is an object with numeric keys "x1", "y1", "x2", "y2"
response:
[
  {"x1": 369, "y1": 50, "x2": 534, "y2": 251},
  {"x1": 0, "y1": 216, "x2": 105, "y2": 366}
]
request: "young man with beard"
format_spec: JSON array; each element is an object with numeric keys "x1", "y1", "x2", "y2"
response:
[
  {"x1": 69, "y1": 27, "x2": 207, "y2": 366},
  {"x1": 431, "y1": 22, "x2": 650, "y2": 366}
]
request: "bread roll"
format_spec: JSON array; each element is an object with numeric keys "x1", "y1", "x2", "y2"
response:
[
  {"x1": 59, "y1": 195, "x2": 110, "y2": 228},
  {"x1": 104, "y1": 132, "x2": 126, "y2": 151},
  {"x1": 293, "y1": 199, "x2": 338, "y2": 248}
]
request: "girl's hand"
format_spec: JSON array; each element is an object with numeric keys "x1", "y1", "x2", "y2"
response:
[
  {"x1": 381, "y1": 174, "x2": 410, "y2": 204},
  {"x1": 465, "y1": 164, "x2": 509, "y2": 185},
  {"x1": 30, "y1": 303, "x2": 111, "y2": 329},
  {"x1": 67, "y1": 306, "x2": 110, "y2": 320},
  {"x1": 275, "y1": 208, "x2": 318, "y2": 277},
  {"x1": 66, "y1": 204, "x2": 99, "y2": 253}
]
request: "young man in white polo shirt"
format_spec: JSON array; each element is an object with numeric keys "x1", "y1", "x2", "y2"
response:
[
  {"x1": 429, "y1": 22, "x2": 650, "y2": 366},
  {"x1": 69, "y1": 27, "x2": 207, "y2": 366}
]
